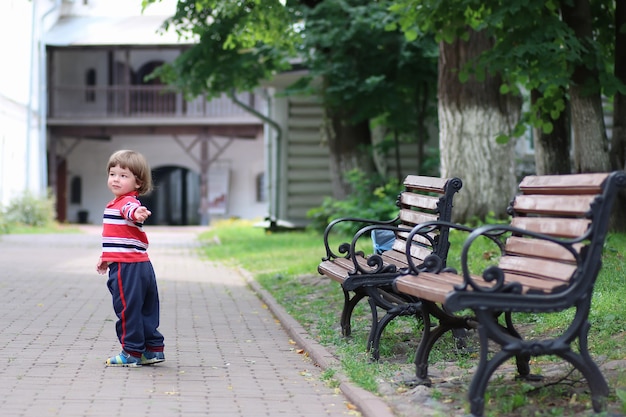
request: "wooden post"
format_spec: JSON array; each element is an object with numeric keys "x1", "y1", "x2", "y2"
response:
[{"x1": 199, "y1": 134, "x2": 210, "y2": 225}]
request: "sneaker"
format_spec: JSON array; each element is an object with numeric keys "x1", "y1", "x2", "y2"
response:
[
  {"x1": 140, "y1": 351, "x2": 165, "y2": 365},
  {"x1": 106, "y1": 351, "x2": 141, "y2": 367}
]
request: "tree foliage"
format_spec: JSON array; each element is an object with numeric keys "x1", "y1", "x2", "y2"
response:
[
  {"x1": 389, "y1": 0, "x2": 625, "y2": 142},
  {"x1": 144, "y1": 0, "x2": 438, "y2": 138},
  {"x1": 288, "y1": 0, "x2": 438, "y2": 135},
  {"x1": 143, "y1": 0, "x2": 299, "y2": 98}
]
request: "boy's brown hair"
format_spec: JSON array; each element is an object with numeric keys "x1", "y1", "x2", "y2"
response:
[{"x1": 107, "y1": 150, "x2": 153, "y2": 195}]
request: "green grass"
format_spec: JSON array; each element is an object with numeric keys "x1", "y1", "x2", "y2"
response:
[
  {"x1": 0, "y1": 222, "x2": 81, "y2": 235},
  {"x1": 198, "y1": 219, "x2": 626, "y2": 415}
]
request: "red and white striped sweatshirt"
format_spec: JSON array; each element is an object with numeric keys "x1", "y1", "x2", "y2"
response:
[{"x1": 101, "y1": 192, "x2": 149, "y2": 263}]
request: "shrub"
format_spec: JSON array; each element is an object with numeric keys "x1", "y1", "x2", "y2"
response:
[
  {"x1": 1, "y1": 190, "x2": 56, "y2": 230},
  {"x1": 306, "y1": 169, "x2": 403, "y2": 235},
  {"x1": 0, "y1": 210, "x2": 8, "y2": 234}
]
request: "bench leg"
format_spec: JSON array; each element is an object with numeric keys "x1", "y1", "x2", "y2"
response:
[
  {"x1": 502, "y1": 312, "x2": 533, "y2": 378},
  {"x1": 467, "y1": 311, "x2": 522, "y2": 417},
  {"x1": 469, "y1": 308, "x2": 610, "y2": 417},
  {"x1": 413, "y1": 306, "x2": 439, "y2": 385},
  {"x1": 413, "y1": 301, "x2": 475, "y2": 384},
  {"x1": 468, "y1": 330, "x2": 512, "y2": 417},
  {"x1": 366, "y1": 297, "x2": 379, "y2": 359},
  {"x1": 560, "y1": 320, "x2": 609, "y2": 412},
  {"x1": 341, "y1": 288, "x2": 366, "y2": 337},
  {"x1": 366, "y1": 297, "x2": 421, "y2": 361}
]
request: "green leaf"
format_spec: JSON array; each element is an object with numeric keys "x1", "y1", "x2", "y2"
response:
[
  {"x1": 404, "y1": 29, "x2": 418, "y2": 42},
  {"x1": 513, "y1": 123, "x2": 526, "y2": 138},
  {"x1": 442, "y1": 29, "x2": 456, "y2": 44},
  {"x1": 384, "y1": 22, "x2": 397, "y2": 32},
  {"x1": 541, "y1": 121, "x2": 554, "y2": 134},
  {"x1": 495, "y1": 133, "x2": 509, "y2": 144}
]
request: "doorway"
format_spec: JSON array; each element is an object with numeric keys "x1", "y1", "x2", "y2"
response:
[{"x1": 142, "y1": 166, "x2": 200, "y2": 225}]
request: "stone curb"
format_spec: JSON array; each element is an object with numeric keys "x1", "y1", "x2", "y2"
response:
[{"x1": 242, "y1": 269, "x2": 396, "y2": 417}]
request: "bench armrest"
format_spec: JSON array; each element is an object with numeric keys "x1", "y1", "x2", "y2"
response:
[
  {"x1": 321, "y1": 215, "x2": 399, "y2": 261},
  {"x1": 342, "y1": 223, "x2": 413, "y2": 276},
  {"x1": 404, "y1": 220, "x2": 481, "y2": 274}
]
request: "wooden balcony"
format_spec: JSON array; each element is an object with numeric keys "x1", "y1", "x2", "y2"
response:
[{"x1": 47, "y1": 85, "x2": 264, "y2": 138}]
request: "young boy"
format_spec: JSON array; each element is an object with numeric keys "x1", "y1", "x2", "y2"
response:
[{"x1": 96, "y1": 150, "x2": 165, "y2": 367}]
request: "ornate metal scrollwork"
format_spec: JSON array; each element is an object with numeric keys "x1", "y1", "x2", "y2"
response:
[{"x1": 421, "y1": 254, "x2": 443, "y2": 273}]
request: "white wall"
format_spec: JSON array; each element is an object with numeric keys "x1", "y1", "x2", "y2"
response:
[
  {"x1": 63, "y1": 0, "x2": 177, "y2": 17},
  {"x1": 0, "y1": 0, "x2": 269, "y2": 221},
  {"x1": 0, "y1": 97, "x2": 29, "y2": 206},
  {"x1": 64, "y1": 134, "x2": 267, "y2": 224},
  {"x1": 0, "y1": 0, "x2": 49, "y2": 207}
]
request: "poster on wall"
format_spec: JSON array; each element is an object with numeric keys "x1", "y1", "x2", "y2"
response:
[{"x1": 208, "y1": 167, "x2": 230, "y2": 215}]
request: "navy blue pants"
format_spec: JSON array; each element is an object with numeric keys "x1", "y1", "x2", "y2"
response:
[{"x1": 107, "y1": 261, "x2": 164, "y2": 356}]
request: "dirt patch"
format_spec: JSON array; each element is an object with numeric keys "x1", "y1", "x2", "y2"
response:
[
  {"x1": 378, "y1": 357, "x2": 626, "y2": 416},
  {"x1": 371, "y1": 330, "x2": 626, "y2": 417},
  {"x1": 290, "y1": 274, "x2": 626, "y2": 416}
]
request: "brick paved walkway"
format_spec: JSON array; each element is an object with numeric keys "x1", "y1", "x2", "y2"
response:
[{"x1": 0, "y1": 226, "x2": 392, "y2": 417}]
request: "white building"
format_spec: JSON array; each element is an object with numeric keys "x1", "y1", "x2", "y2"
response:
[
  {"x1": 0, "y1": 0, "x2": 53, "y2": 210},
  {"x1": 1, "y1": 0, "x2": 276, "y2": 225},
  {"x1": 2, "y1": 0, "x2": 437, "y2": 228}
]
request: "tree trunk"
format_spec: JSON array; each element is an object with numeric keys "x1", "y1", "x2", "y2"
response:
[
  {"x1": 561, "y1": 0, "x2": 611, "y2": 173},
  {"x1": 438, "y1": 30, "x2": 520, "y2": 223},
  {"x1": 531, "y1": 89, "x2": 571, "y2": 175},
  {"x1": 323, "y1": 109, "x2": 373, "y2": 199},
  {"x1": 610, "y1": 91, "x2": 626, "y2": 232},
  {"x1": 568, "y1": 86, "x2": 611, "y2": 172},
  {"x1": 612, "y1": 0, "x2": 626, "y2": 171},
  {"x1": 613, "y1": 94, "x2": 626, "y2": 171},
  {"x1": 415, "y1": 80, "x2": 429, "y2": 176},
  {"x1": 610, "y1": 0, "x2": 626, "y2": 231}
]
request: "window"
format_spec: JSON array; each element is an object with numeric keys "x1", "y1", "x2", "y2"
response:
[
  {"x1": 70, "y1": 176, "x2": 82, "y2": 204},
  {"x1": 256, "y1": 172, "x2": 266, "y2": 202},
  {"x1": 85, "y1": 68, "x2": 96, "y2": 102}
]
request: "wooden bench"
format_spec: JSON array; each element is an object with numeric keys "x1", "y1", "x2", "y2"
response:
[
  {"x1": 317, "y1": 175, "x2": 462, "y2": 360},
  {"x1": 393, "y1": 171, "x2": 626, "y2": 417}
]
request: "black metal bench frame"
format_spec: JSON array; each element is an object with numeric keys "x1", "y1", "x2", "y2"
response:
[
  {"x1": 318, "y1": 176, "x2": 462, "y2": 360},
  {"x1": 393, "y1": 171, "x2": 626, "y2": 417}
]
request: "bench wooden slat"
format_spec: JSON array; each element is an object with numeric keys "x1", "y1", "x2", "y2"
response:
[
  {"x1": 510, "y1": 217, "x2": 591, "y2": 238},
  {"x1": 318, "y1": 259, "x2": 351, "y2": 284},
  {"x1": 396, "y1": 229, "x2": 434, "y2": 247},
  {"x1": 505, "y1": 236, "x2": 577, "y2": 263},
  {"x1": 498, "y1": 255, "x2": 575, "y2": 282},
  {"x1": 399, "y1": 209, "x2": 438, "y2": 227},
  {"x1": 395, "y1": 269, "x2": 570, "y2": 306},
  {"x1": 503, "y1": 272, "x2": 570, "y2": 293},
  {"x1": 406, "y1": 243, "x2": 432, "y2": 262},
  {"x1": 518, "y1": 173, "x2": 608, "y2": 195},
  {"x1": 404, "y1": 175, "x2": 450, "y2": 192},
  {"x1": 380, "y1": 251, "x2": 409, "y2": 268},
  {"x1": 399, "y1": 192, "x2": 440, "y2": 211},
  {"x1": 512, "y1": 195, "x2": 596, "y2": 216},
  {"x1": 394, "y1": 273, "x2": 457, "y2": 304},
  {"x1": 319, "y1": 256, "x2": 376, "y2": 281}
]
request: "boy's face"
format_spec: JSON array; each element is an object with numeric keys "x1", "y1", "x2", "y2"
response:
[{"x1": 108, "y1": 165, "x2": 141, "y2": 197}]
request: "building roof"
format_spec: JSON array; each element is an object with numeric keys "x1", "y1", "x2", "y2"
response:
[{"x1": 45, "y1": 15, "x2": 196, "y2": 47}]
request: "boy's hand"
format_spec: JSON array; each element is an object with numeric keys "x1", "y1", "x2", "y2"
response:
[
  {"x1": 96, "y1": 257, "x2": 108, "y2": 275},
  {"x1": 134, "y1": 206, "x2": 152, "y2": 223}
]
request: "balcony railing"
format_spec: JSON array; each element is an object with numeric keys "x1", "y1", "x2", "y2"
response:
[{"x1": 49, "y1": 85, "x2": 263, "y2": 120}]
